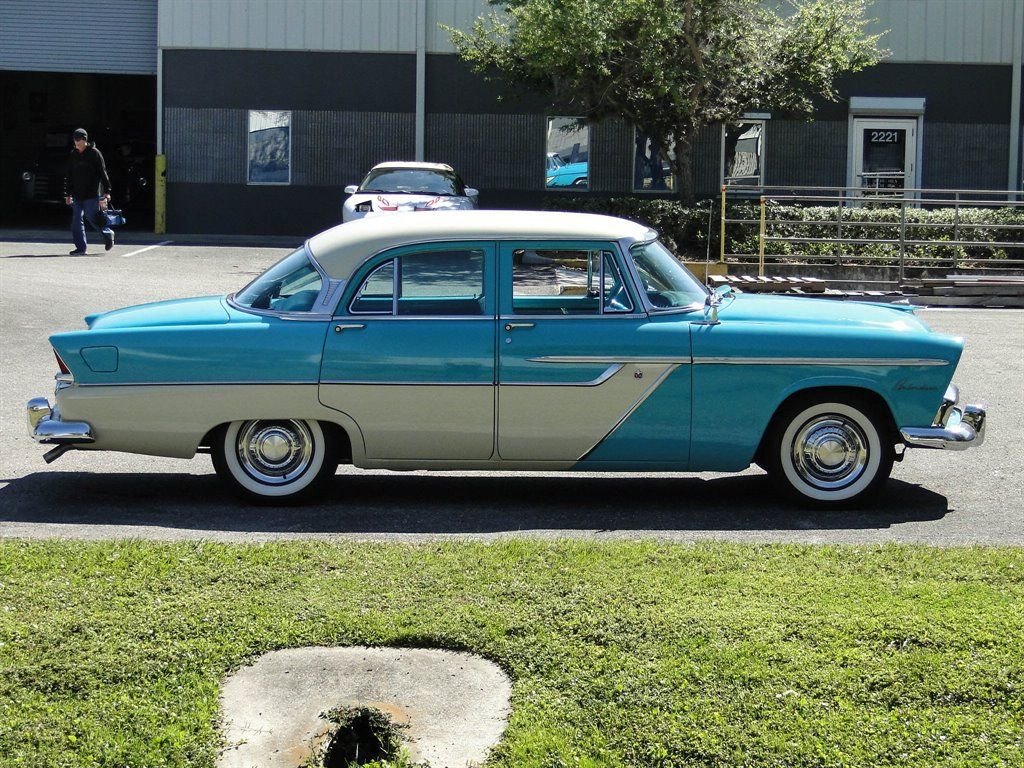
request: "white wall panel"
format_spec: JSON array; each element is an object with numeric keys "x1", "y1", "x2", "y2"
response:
[
  {"x1": 159, "y1": 0, "x2": 491, "y2": 53},
  {"x1": 871, "y1": 0, "x2": 1018, "y2": 64},
  {"x1": 0, "y1": 0, "x2": 157, "y2": 74},
  {"x1": 157, "y1": 1, "x2": 1017, "y2": 63}
]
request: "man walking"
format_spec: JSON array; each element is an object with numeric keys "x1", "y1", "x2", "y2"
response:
[{"x1": 64, "y1": 128, "x2": 114, "y2": 255}]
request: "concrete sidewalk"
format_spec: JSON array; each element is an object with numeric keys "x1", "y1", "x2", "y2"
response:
[{"x1": 0, "y1": 227, "x2": 304, "y2": 248}]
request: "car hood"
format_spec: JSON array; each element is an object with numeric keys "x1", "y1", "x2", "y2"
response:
[
  {"x1": 84, "y1": 296, "x2": 231, "y2": 330},
  {"x1": 721, "y1": 293, "x2": 931, "y2": 332}
]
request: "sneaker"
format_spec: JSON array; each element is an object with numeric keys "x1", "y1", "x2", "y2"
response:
[
  {"x1": 104, "y1": 231, "x2": 115, "y2": 251},
  {"x1": 69, "y1": 249, "x2": 87, "y2": 255}
]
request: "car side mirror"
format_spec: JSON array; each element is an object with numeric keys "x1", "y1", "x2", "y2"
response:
[
  {"x1": 465, "y1": 187, "x2": 479, "y2": 198},
  {"x1": 344, "y1": 185, "x2": 358, "y2": 195}
]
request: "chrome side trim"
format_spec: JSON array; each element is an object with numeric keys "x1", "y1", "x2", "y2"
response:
[
  {"x1": 578, "y1": 365, "x2": 681, "y2": 459},
  {"x1": 529, "y1": 356, "x2": 692, "y2": 365},
  {"x1": 499, "y1": 364, "x2": 624, "y2": 388},
  {"x1": 321, "y1": 380, "x2": 491, "y2": 387},
  {"x1": 73, "y1": 380, "x2": 316, "y2": 388},
  {"x1": 693, "y1": 357, "x2": 949, "y2": 367}
]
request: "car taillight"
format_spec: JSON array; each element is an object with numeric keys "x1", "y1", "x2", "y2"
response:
[{"x1": 54, "y1": 350, "x2": 70, "y2": 375}]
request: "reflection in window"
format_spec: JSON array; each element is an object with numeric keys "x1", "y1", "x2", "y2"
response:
[
  {"x1": 633, "y1": 131, "x2": 676, "y2": 192},
  {"x1": 350, "y1": 249, "x2": 485, "y2": 316},
  {"x1": 545, "y1": 117, "x2": 589, "y2": 189},
  {"x1": 512, "y1": 249, "x2": 631, "y2": 314},
  {"x1": 248, "y1": 110, "x2": 291, "y2": 184},
  {"x1": 723, "y1": 120, "x2": 764, "y2": 187},
  {"x1": 234, "y1": 246, "x2": 322, "y2": 312}
]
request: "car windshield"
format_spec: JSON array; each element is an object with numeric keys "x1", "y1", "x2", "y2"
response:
[
  {"x1": 629, "y1": 240, "x2": 708, "y2": 310},
  {"x1": 234, "y1": 246, "x2": 324, "y2": 313},
  {"x1": 359, "y1": 168, "x2": 462, "y2": 196}
]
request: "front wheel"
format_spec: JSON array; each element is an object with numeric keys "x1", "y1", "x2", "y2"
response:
[
  {"x1": 212, "y1": 419, "x2": 337, "y2": 503},
  {"x1": 764, "y1": 397, "x2": 894, "y2": 508}
]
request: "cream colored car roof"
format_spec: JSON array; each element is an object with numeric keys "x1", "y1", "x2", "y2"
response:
[{"x1": 306, "y1": 210, "x2": 654, "y2": 280}]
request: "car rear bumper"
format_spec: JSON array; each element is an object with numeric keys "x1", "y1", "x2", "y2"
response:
[
  {"x1": 900, "y1": 385, "x2": 986, "y2": 450},
  {"x1": 27, "y1": 397, "x2": 94, "y2": 445}
]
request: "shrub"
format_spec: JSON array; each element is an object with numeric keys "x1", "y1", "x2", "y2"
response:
[{"x1": 544, "y1": 196, "x2": 1024, "y2": 267}]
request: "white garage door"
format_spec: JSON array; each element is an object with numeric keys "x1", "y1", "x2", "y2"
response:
[{"x1": 0, "y1": 0, "x2": 156, "y2": 75}]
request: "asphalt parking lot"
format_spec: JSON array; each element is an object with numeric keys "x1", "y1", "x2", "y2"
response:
[{"x1": 1, "y1": 231, "x2": 1021, "y2": 544}]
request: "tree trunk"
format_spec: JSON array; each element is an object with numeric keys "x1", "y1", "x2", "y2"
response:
[{"x1": 673, "y1": 138, "x2": 696, "y2": 206}]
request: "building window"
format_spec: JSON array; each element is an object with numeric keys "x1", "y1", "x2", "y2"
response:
[
  {"x1": 545, "y1": 117, "x2": 589, "y2": 190},
  {"x1": 247, "y1": 110, "x2": 291, "y2": 185},
  {"x1": 722, "y1": 118, "x2": 765, "y2": 188},
  {"x1": 633, "y1": 131, "x2": 676, "y2": 192}
]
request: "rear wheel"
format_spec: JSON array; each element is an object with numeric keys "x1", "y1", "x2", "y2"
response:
[
  {"x1": 212, "y1": 419, "x2": 337, "y2": 503},
  {"x1": 764, "y1": 396, "x2": 893, "y2": 508}
]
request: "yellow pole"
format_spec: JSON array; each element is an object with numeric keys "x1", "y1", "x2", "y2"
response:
[
  {"x1": 719, "y1": 184, "x2": 727, "y2": 263},
  {"x1": 758, "y1": 196, "x2": 766, "y2": 277},
  {"x1": 154, "y1": 154, "x2": 167, "y2": 234}
]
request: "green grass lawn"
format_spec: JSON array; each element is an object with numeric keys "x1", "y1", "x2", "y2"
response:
[{"x1": 1, "y1": 540, "x2": 1021, "y2": 767}]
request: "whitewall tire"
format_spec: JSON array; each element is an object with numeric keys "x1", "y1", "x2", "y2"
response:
[
  {"x1": 766, "y1": 397, "x2": 893, "y2": 507},
  {"x1": 212, "y1": 419, "x2": 337, "y2": 503}
]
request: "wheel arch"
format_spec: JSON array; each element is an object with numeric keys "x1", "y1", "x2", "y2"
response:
[
  {"x1": 199, "y1": 418, "x2": 354, "y2": 465},
  {"x1": 754, "y1": 385, "x2": 899, "y2": 466}
]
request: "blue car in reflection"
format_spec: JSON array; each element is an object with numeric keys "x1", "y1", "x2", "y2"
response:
[{"x1": 546, "y1": 153, "x2": 588, "y2": 188}]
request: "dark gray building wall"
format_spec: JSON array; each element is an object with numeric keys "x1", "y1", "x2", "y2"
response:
[{"x1": 161, "y1": 50, "x2": 1019, "y2": 234}]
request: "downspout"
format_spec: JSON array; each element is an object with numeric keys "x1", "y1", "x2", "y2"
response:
[
  {"x1": 1010, "y1": 0, "x2": 1023, "y2": 197},
  {"x1": 415, "y1": 0, "x2": 426, "y2": 161}
]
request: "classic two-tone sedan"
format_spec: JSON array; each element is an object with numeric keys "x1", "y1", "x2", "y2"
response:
[{"x1": 28, "y1": 211, "x2": 985, "y2": 506}]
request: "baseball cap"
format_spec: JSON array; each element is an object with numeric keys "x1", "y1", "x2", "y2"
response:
[{"x1": 72, "y1": 128, "x2": 88, "y2": 140}]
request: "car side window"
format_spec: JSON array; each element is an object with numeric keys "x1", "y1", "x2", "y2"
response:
[
  {"x1": 349, "y1": 249, "x2": 485, "y2": 316},
  {"x1": 512, "y1": 249, "x2": 633, "y2": 315},
  {"x1": 234, "y1": 247, "x2": 324, "y2": 313}
]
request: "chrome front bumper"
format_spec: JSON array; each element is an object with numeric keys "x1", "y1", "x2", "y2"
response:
[
  {"x1": 27, "y1": 397, "x2": 94, "y2": 461},
  {"x1": 900, "y1": 385, "x2": 987, "y2": 451}
]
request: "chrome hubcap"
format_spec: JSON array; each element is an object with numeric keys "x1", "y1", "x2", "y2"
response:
[
  {"x1": 236, "y1": 420, "x2": 314, "y2": 485},
  {"x1": 792, "y1": 416, "x2": 868, "y2": 490}
]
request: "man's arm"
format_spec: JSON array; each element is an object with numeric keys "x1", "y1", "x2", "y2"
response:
[{"x1": 94, "y1": 148, "x2": 112, "y2": 197}]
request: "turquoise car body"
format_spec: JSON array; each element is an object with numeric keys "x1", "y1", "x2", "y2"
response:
[{"x1": 29, "y1": 211, "x2": 984, "y2": 503}]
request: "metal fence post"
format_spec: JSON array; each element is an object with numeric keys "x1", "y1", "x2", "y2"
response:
[
  {"x1": 758, "y1": 196, "x2": 767, "y2": 277},
  {"x1": 835, "y1": 191, "x2": 844, "y2": 265},
  {"x1": 953, "y1": 192, "x2": 961, "y2": 270},
  {"x1": 720, "y1": 185, "x2": 727, "y2": 263},
  {"x1": 898, "y1": 197, "x2": 907, "y2": 285}
]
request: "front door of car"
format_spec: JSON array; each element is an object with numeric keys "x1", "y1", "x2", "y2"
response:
[
  {"x1": 496, "y1": 241, "x2": 691, "y2": 466},
  {"x1": 318, "y1": 242, "x2": 496, "y2": 461}
]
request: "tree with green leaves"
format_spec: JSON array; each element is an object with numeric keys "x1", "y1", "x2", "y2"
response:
[{"x1": 448, "y1": 0, "x2": 885, "y2": 203}]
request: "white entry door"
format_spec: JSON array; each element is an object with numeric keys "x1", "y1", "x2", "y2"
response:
[{"x1": 852, "y1": 118, "x2": 917, "y2": 193}]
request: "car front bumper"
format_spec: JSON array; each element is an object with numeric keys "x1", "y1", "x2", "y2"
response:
[
  {"x1": 27, "y1": 397, "x2": 94, "y2": 461},
  {"x1": 900, "y1": 385, "x2": 987, "y2": 450}
]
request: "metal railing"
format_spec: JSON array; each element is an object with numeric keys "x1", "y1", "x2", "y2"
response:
[{"x1": 719, "y1": 185, "x2": 1024, "y2": 284}]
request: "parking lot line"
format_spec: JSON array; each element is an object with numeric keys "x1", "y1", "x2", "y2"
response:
[{"x1": 120, "y1": 240, "x2": 173, "y2": 258}]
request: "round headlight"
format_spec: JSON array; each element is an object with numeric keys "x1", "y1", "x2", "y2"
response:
[{"x1": 21, "y1": 171, "x2": 33, "y2": 181}]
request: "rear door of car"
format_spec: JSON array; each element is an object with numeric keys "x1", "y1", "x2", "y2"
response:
[
  {"x1": 319, "y1": 241, "x2": 496, "y2": 461},
  {"x1": 496, "y1": 241, "x2": 691, "y2": 466}
]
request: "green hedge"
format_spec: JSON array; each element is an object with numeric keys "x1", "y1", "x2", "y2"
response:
[{"x1": 545, "y1": 196, "x2": 1024, "y2": 266}]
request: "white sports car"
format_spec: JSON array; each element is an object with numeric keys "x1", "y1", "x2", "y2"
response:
[{"x1": 342, "y1": 162, "x2": 480, "y2": 222}]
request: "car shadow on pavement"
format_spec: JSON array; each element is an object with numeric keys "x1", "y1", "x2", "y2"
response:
[{"x1": 0, "y1": 470, "x2": 949, "y2": 536}]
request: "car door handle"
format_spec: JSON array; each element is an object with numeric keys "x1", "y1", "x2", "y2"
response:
[
  {"x1": 504, "y1": 322, "x2": 535, "y2": 331},
  {"x1": 334, "y1": 323, "x2": 365, "y2": 333}
]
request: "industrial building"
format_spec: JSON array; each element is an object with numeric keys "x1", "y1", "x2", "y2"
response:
[{"x1": 1, "y1": 0, "x2": 1021, "y2": 234}]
